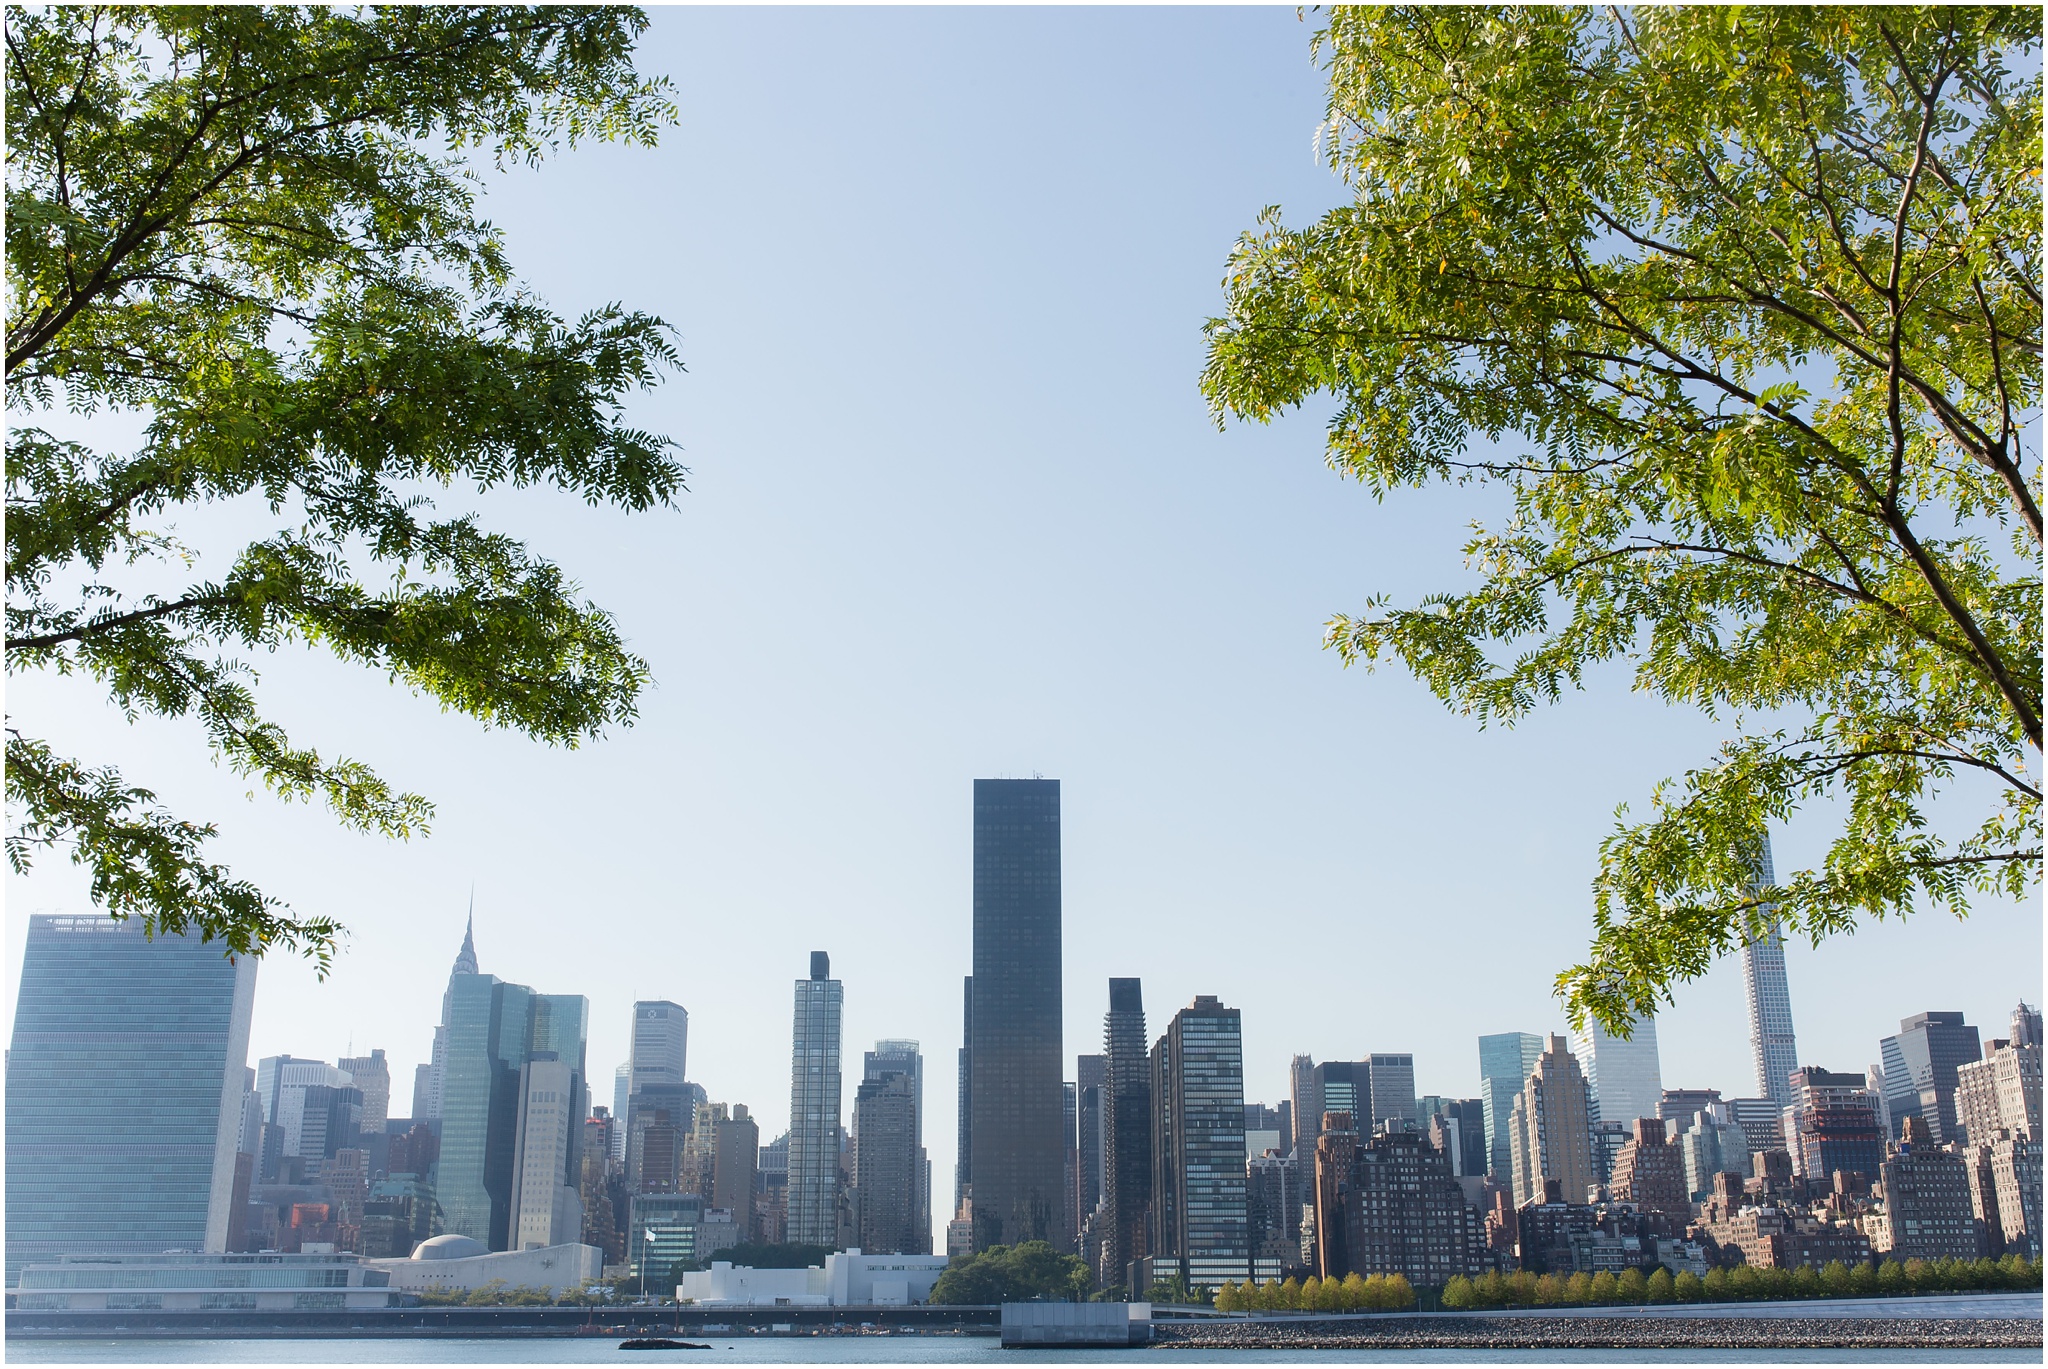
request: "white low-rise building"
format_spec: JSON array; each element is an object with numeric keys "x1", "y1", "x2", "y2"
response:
[
  {"x1": 362, "y1": 1233, "x2": 603, "y2": 1298},
  {"x1": 13, "y1": 1252, "x2": 397, "y2": 1311},
  {"x1": 677, "y1": 1249, "x2": 949, "y2": 1306}
]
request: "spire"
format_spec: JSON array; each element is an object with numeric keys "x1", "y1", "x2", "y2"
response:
[{"x1": 452, "y1": 891, "x2": 478, "y2": 977}]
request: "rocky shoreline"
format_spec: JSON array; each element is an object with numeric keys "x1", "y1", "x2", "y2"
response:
[{"x1": 1151, "y1": 1315, "x2": 2043, "y2": 1351}]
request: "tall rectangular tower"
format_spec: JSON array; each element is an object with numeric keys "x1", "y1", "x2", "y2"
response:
[
  {"x1": 787, "y1": 951, "x2": 844, "y2": 1246},
  {"x1": 1740, "y1": 834, "x2": 1801, "y2": 1110},
  {"x1": 1100, "y1": 977, "x2": 1151, "y2": 1289},
  {"x1": 1572, "y1": 1014, "x2": 1665, "y2": 1128},
  {"x1": 1149, "y1": 995, "x2": 1251, "y2": 1292},
  {"x1": 968, "y1": 777, "x2": 1066, "y2": 1250},
  {"x1": 1478, "y1": 1033, "x2": 1544, "y2": 1182},
  {"x1": 1879, "y1": 1011, "x2": 1983, "y2": 1144},
  {"x1": 6, "y1": 916, "x2": 256, "y2": 1284},
  {"x1": 629, "y1": 1001, "x2": 689, "y2": 1091},
  {"x1": 864, "y1": 1040, "x2": 929, "y2": 1252},
  {"x1": 1367, "y1": 1053, "x2": 1418, "y2": 1131}
]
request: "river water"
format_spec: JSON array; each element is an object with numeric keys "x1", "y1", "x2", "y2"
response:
[{"x1": 5, "y1": 1339, "x2": 2036, "y2": 1365}]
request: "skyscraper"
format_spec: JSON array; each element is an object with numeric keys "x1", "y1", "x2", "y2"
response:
[
  {"x1": 431, "y1": 919, "x2": 589, "y2": 1254},
  {"x1": 611, "y1": 1064, "x2": 632, "y2": 1165},
  {"x1": 1878, "y1": 1011, "x2": 1983, "y2": 1144},
  {"x1": 1368, "y1": 1054, "x2": 1418, "y2": 1132},
  {"x1": 507, "y1": 994, "x2": 589, "y2": 1250},
  {"x1": 862, "y1": 1040, "x2": 929, "y2": 1252},
  {"x1": 788, "y1": 951, "x2": 844, "y2": 1246},
  {"x1": 629, "y1": 1001, "x2": 689, "y2": 1092},
  {"x1": 7, "y1": 915, "x2": 257, "y2": 1284},
  {"x1": 1783, "y1": 1066, "x2": 1883, "y2": 1180},
  {"x1": 854, "y1": 1071, "x2": 923, "y2": 1254},
  {"x1": 1312, "y1": 1061, "x2": 1371, "y2": 1135},
  {"x1": 967, "y1": 777, "x2": 1066, "y2": 1251},
  {"x1": 1099, "y1": 978, "x2": 1151, "y2": 1289},
  {"x1": 1740, "y1": 835, "x2": 1800, "y2": 1110},
  {"x1": 338, "y1": 1049, "x2": 391, "y2": 1134},
  {"x1": 1572, "y1": 1015, "x2": 1664, "y2": 1128},
  {"x1": 424, "y1": 909, "x2": 480, "y2": 1122},
  {"x1": 625, "y1": 1000, "x2": 691, "y2": 1193},
  {"x1": 1146, "y1": 996, "x2": 1252, "y2": 1293},
  {"x1": 1075, "y1": 1053, "x2": 1106, "y2": 1233},
  {"x1": 1508, "y1": 1035, "x2": 1596, "y2": 1208},
  {"x1": 953, "y1": 976, "x2": 972, "y2": 1227},
  {"x1": 1289, "y1": 1054, "x2": 1321, "y2": 1158},
  {"x1": 1477, "y1": 1033, "x2": 1543, "y2": 1181}
]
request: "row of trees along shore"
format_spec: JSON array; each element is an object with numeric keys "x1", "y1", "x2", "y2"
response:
[
  {"x1": 1443, "y1": 1255, "x2": 2041, "y2": 1311},
  {"x1": 1211, "y1": 1256, "x2": 2040, "y2": 1317},
  {"x1": 1215, "y1": 1273, "x2": 1417, "y2": 1313}
]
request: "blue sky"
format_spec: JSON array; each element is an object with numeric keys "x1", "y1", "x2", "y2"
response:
[{"x1": 6, "y1": 7, "x2": 2038, "y2": 1244}]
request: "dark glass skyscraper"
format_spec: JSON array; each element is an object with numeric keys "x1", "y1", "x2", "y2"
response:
[
  {"x1": 1100, "y1": 977, "x2": 1151, "y2": 1288},
  {"x1": 6, "y1": 916, "x2": 256, "y2": 1285},
  {"x1": 968, "y1": 777, "x2": 1066, "y2": 1250},
  {"x1": 1148, "y1": 995, "x2": 1252, "y2": 1292}
]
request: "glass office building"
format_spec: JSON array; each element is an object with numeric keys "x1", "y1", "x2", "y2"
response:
[
  {"x1": 1572, "y1": 1014, "x2": 1665, "y2": 1129},
  {"x1": 6, "y1": 915, "x2": 257, "y2": 1286},
  {"x1": 787, "y1": 952, "x2": 844, "y2": 1246},
  {"x1": 1149, "y1": 996, "x2": 1252, "y2": 1291},
  {"x1": 1477, "y1": 1032, "x2": 1544, "y2": 1182},
  {"x1": 437, "y1": 977, "x2": 588, "y2": 1251},
  {"x1": 968, "y1": 777, "x2": 1066, "y2": 1250}
]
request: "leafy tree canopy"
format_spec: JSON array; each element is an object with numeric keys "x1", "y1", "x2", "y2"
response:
[
  {"x1": 1203, "y1": 6, "x2": 2041, "y2": 1031},
  {"x1": 5, "y1": 7, "x2": 681, "y2": 967},
  {"x1": 928, "y1": 1241, "x2": 1092, "y2": 1305}
]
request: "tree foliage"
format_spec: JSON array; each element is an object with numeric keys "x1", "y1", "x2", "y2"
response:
[
  {"x1": 928, "y1": 1241, "x2": 1092, "y2": 1305},
  {"x1": 1439, "y1": 1255, "x2": 2038, "y2": 1309},
  {"x1": 1202, "y1": 6, "x2": 2041, "y2": 1030},
  {"x1": 5, "y1": 7, "x2": 681, "y2": 966}
]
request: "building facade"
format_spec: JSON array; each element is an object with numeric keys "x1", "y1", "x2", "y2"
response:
[
  {"x1": 1879, "y1": 1012, "x2": 1982, "y2": 1145},
  {"x1": 1572, "y1": 1016, "x2": 1664, "y2": 1130},
  {"x1": 1607, "y1": 1118, "x2": 1688, "y2": 1228},
  {"x1": 855, "y1": 1069, "x2": 924, "y2": 1254},
  {"x1": 1320, "y1": 1128, "x2": 1485, "y2": 1287},
  {"x1": 1099, "y1": 977, "x2": 1152, "y2": 1290},
  {"x1": 1478, "y1": 1033, "x2": 1544, "y2": 1183},
  {"x1": 1873, "y1": 1128, "x2": 1978, "y2": 1262},
  {"x1": 1739, "y1": 836, "x2": 1801, "y2": 1111},
  {"x1": 1076, "y1": 1053, "x2": 1106, "y2": 1236},
  {"x1": 1508, "y1": 1036, "x2": 1596, "y2": 1209},
  {"x1": 6, "y1": 916, "x2": 257, "y2": 1285},
  {"x1": 788, "y1": 952, "x2": 845, "y2": 1247},
  {"x1": 1148, "y1": 996, "x2": 1253, "y2": 1292},
  {"x1": 1784, "y1": 1067, "x2": 1884, "y2": 1182},
  {"x1": 1367, "y1": 1054, "x2": 1418, "y2": 1132},
  {"x1": 1957, "y1": 1036, "x2": 2042, "y2": 1146},
  {"x1": 968, "y1": 777, "x2": 1067, "y2": 1251}
]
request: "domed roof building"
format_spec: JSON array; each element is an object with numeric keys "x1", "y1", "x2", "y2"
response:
[
  {"x1": 410, "y1": 1233, "x2": 488, "y2": 1261},
  {"x1": 366, "y1": 1234, "x2": 602, "y2": 1298}
]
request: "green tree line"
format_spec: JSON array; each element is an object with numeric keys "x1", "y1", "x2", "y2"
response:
[
  {"x1": 1214, "y1": 1272, "x2": 1417, "y2": 1313},
  {"x1": 1443, "y1": 1254, "x2": 2040, "y2": 1310}
]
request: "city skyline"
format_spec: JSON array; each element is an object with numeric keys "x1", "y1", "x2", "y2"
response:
[{"x1": 3, "y1": 6, "x2": 2037, "y2": 1252}]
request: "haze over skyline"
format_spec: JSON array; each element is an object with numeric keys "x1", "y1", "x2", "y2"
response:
[{"x1": 5, "y1": 7, "x2": 2037, "y2": 1251}]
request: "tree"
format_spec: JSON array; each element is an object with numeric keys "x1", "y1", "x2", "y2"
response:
[
  {"x1": 5, "y1": 7, "x2": 683, "y2": 967},
  {"x1": 1201, "y1": 6, "x2": 2041, "y2": 1033},
  {"x1": 1645, "y1": 1267, "x2": 1675, "y2": 1304},
  {"x1": 928, "y1": 1241, "x2": 1092, "y2": 1305},
  {"x1": 1672, "y1": 1269, "x2": 1703, "y2": 1303}
]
